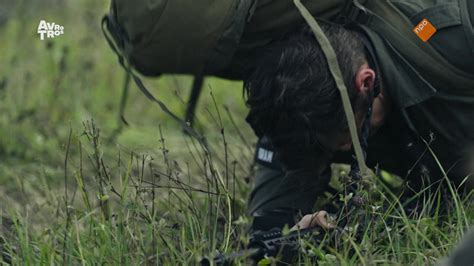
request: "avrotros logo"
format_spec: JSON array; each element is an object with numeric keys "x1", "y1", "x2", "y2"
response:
[{"x1": 37, "y1": 20, "x2": 64, "y2": 40}]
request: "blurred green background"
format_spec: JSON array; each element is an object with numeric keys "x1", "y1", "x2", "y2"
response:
[
  {"x1": 0, "y1": 0, "x2": 254, "y2": 216},
  {"x1": 1, "y1": 2, "x2": 472, "y2": 265}
]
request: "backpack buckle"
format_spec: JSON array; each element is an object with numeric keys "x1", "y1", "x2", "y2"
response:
[{"x1": 340, "y1": 0, "x2": 370, "y2": 25}]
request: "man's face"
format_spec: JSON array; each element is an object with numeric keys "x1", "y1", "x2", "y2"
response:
[{"x1": 324, "y1": 63, "x2": 378, "y2": 152}]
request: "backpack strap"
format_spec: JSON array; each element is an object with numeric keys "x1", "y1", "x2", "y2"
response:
[
  {"x1": 185, "y1": 74, "x2": 205, "y2": 128},
  {"x1": 101, "y1": 16, "x2": 208, "y2": 147},
  {"x1": 339, "y1": 0, "x2": 371, "y2": 25},
  {"x1": 293, "y1": 0, "x2": 370, "y2": 177},
  {"x1": 345, "y1": 0, "x2": 474, "y2": 94}
]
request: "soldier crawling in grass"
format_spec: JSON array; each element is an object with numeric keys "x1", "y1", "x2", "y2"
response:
[{"x1": 103, "y1": 0, "x2": 474, "y2": 233}]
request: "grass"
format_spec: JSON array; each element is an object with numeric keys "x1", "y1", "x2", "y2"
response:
[{"x1": 0, "y1": 1, "x2": 472, "y2": 265}]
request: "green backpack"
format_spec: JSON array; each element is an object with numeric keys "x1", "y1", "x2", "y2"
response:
[
  {"x1": 102, "y1": 0, "x2": 257, "y2": 131},
  {"x1": 102, "y1": 0, "x2": 474, "y2": 131},
  {"x1": 101, "y1": 0, "x2": 351, "y2": 126},
  {"x1": 103, "y1": 0, "x2": 256, "y2": 77}
]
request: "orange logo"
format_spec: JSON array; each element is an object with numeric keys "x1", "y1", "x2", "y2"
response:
[{"x1": 413, "y1": 18, "x2": 437, "y2": 42}]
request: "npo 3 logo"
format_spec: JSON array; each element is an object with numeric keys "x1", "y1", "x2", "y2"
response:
[
  {"x1": 413, "y1": 18, "x2": 437, "y2": 42},
  {"x1": 37, "y1": 20, "x2": 64, "y2": 40}
]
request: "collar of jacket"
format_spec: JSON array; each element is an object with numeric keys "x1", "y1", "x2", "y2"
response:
[{"x1": 358, "y1": 25, "x2": 437, "y2": 109}]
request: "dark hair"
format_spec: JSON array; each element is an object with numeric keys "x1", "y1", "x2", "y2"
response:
[{"x1": 245, "y1": 23, "x2": 367, "y2": 162}]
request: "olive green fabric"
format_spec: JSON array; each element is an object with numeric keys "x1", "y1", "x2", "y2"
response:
[
  {"x1": 437, "y1": 227, "x2": 474, "y2": 266},
  {"x1": 109, "y1": 0, "x2": 242, "y2": 75},
  {"x1": 223, "y1": 0, "x2": 349, "y2": 78},
  {"x1": 361, "y1": 0, "x2": 474, "y2": 94},
  {"x1": 239, "y1": 0, "x2": 347, "y2": 50},
  {"x1": 248, "y1": 164, "x2": 327, "y2": 216},
  {"x1": 248, "y1": 137, "x2": 332, "y2": 217},
  {"x1": 367, "y1": 23, "x2": 474, "y2": 181},
  {"x1": 358, "y1": 0, "x2": 474, "y2": 183},
  {"x1": 247, "y1": 0, "x2": 474, "y2": 224}
]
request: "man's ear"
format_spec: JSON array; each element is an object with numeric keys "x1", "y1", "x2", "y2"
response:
[{"x1": 355, "y1": 63, "x2": 376, "y2": 94}]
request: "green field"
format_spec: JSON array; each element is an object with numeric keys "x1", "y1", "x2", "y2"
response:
[{"x1": 0, "y1": 1, "x2": 472, "y2": 265}]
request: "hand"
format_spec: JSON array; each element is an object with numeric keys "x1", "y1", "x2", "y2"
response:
[{"x1": 291, "y1": 210, "x2": 335, "y2": 231}]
